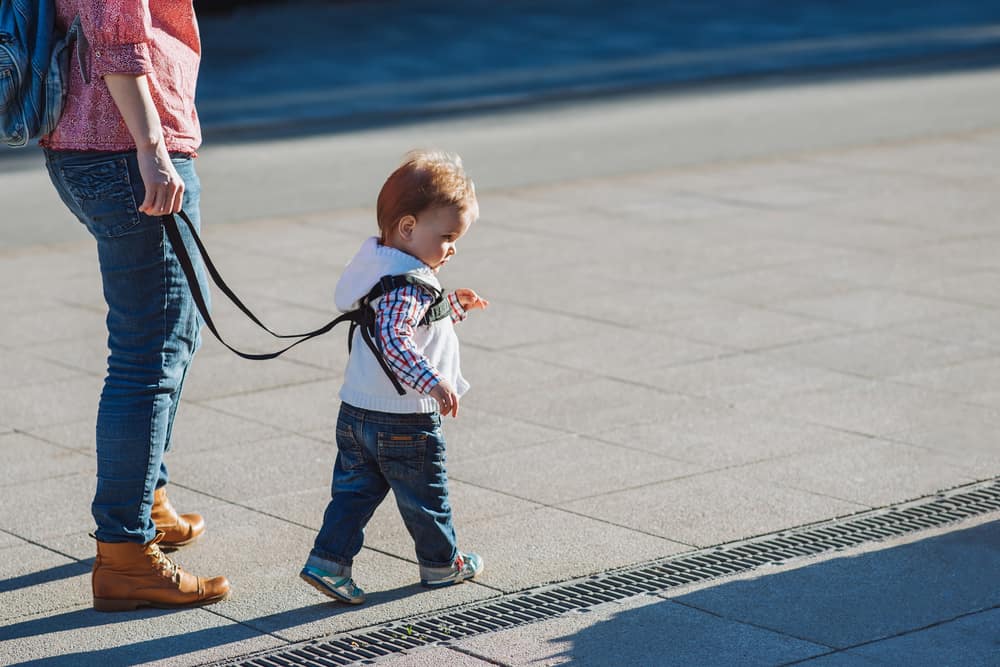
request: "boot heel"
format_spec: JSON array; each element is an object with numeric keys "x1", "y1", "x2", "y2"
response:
[{"x1": 93, "y1": 597, "x2": 144, "y2": 612}]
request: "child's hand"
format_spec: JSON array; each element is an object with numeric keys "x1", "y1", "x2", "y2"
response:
[
  {"x1": 430, "y1": 380, "x2": 460, "y2": 418},
  {"x1": 455, "y1": 288, "x2": 489, "y2": 312}
]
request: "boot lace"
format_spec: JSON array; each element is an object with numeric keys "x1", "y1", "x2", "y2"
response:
[{"x1": 147, "y1": 544, "x2": 182, "y2": 584}]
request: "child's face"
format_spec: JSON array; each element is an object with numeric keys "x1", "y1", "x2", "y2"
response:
[{"x1": 396, "y1": 203, "x2": 476, "y2": 273}]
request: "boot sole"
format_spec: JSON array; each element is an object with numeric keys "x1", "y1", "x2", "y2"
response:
[{"x1": 93, "y1": 592, "x2": 228, "y2": 612}]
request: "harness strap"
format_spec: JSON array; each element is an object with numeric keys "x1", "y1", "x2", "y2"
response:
[
  {"x1": 163, "y1": 211, "x2": 350, "y2": 360},
  {"x1": 162, "y1": 211, "x2": 428, "y2": 395}
]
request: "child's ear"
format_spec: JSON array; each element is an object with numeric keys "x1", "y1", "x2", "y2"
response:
[{"x1": 398, "y1": 215, "x2": 417, "y2": 240}]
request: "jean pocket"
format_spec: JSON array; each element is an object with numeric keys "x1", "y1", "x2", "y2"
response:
[
  {"x1": 377, "y1": 432, "x2": 428, "y2": 479},
  {"x1": 59, "y1": 157, "x2": 142, "y2": 238},
  {"x1": 336, "y1": 425, "x2": 366, "y2": 471}
]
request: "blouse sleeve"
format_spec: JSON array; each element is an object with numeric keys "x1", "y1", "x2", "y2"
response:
[{"x1": 88, "y1": 1, "x2": 154, "y2": 77}]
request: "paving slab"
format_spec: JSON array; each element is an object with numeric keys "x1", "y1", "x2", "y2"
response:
[
  {"x1": 475, "y1": 377, "x2": 721, "y2": 437},
  {"x1": 889, "y1": 355, "x2": 1000, "y2": 398},
  {"x1": 646, "y1": 352, "x2": 857, "y2": 404},
  {"x1": 449, "y1": 435, "x2": 704, "y2": 505},
  {"x1": 593, "y1": 405, "x2": 862, "y2": 468},
  {"x1": 846, "y1": 607, "x2": 1000, "y2": 666},
  {"x1": 0, "y1": 348, "x2": 89, "y2": 390},
  {"x1": 452, "y1": 594, "x2": 828, "y2": 667},
  {"x1": 164, "y1": 435, "x2": 337, "y2": 504},
  {"x1": 691, "y1": 265, "x2": 864, "y2": 307},
  {"x1": 0, "y1": 543, "x2": 89, "y2": 624},
  {"x1": 738, "y1": 379, "x2": 1000, "y2": 439},
  {"x1": 654, "y1": 305, "x2": 851, "y2": 352},
  {"x1": 0, "y1": 606, "x2": 283, "y2": 667},
  {"x1": 760, "y1": 330, "x2": 994, "y2": 380},
  {"x1": 560, "y1": 471, "x2": 866, "y2": 547},
  {"x1": 375, "y1": 647, "x2": 495, "y2": 666},
  {"x1": 180, "y1": 351, "x2": 333, "y2": 403},
  {"x1": 674, "y1": 520, "x2": 1000, "y2": 649},
  {"x1": 510, "y1": 326, "x2": 726, "y2": 382},
  {"x1": 893, "y1": 309, "x2": 1000, "y2": 352},
  {"x1": 737, "y1": 438, "x2": 980, "y2": 506},
  {"x1": 458, "y1": 347, "x2": 598, "y2": 402},
  {"x1": 0, "y1": 473, "x2": 94, "y2": 543},
  {"x1": 774, "y1": 288, "x2": 979, "y2": 331},
  {"x1": 20, "y1": 337, "x2": 108, "y2": 378},
  {"x1": 203, "y1": 379, "x2": 343, "y2": 434},
  {"x1": 886, "y1": 418, "x2": 1000, "y2": 475},
  {"x1": 0, "y1": 432, "x2": 93, "y2": 487},
  {"x1": 0, "y1": 375, "x2": 103, "y2": 431}
]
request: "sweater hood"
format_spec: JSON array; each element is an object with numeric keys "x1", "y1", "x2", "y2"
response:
[{"x1": 335, "y1": 237, "x2": 440, "y2": 312}]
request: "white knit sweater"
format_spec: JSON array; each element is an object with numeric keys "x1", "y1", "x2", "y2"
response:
[{"x1": 335, "y1": 237, "x2": 469, "y2": 414}]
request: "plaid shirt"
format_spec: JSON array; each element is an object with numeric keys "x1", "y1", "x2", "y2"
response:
[{"x1": 376, "y1": 286, "x2": 467, "y2": 394}]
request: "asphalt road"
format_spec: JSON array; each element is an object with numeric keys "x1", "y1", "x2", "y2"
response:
[{"x1": 3, "y1": 66, "x2": 999, "y2": 249}]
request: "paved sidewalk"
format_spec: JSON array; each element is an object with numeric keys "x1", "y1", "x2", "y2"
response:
[{"x1": 3, "y1": 107, "x2": 1000, "y2": 664}]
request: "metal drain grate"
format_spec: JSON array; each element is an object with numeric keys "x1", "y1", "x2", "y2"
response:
[{"x1": 215, "y1": 477, "x2": 1000, "y2": 667}]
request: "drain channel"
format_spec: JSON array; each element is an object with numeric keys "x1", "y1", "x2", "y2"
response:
[{"x1": 215, "y1": 477, "x2": 1000, "y2": 667}]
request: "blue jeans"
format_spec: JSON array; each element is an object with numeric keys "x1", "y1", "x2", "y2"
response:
[
  {"x1": 45, "y1": 149, "x2": 208, "y2": 544},
  {"x1": 313, "y1": 403, "x2": 458, "y2": 569}
]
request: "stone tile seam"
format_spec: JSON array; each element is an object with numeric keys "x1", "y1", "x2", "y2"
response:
[
  {"x1": 778, "y1": 603, "x2": 1000, "y2": 666},
  {"x1": 667, "y1": 598, "x2": 838, "y2": 654}
]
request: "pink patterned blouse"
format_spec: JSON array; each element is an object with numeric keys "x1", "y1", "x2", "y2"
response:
[{"x1": 40, "y1": 0, "x2": 202, "y2": 155}]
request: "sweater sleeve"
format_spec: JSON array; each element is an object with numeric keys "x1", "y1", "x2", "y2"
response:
[
  {"x1": 376, "y1": 285, "x2": 443, "y2": 394},
  {"x1": 89, "y1": 1, "x2": 155, "y2": 77}
]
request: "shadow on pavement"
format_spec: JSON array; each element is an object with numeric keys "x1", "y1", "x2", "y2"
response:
[
  {"x1": 549, "y1": 520, "x2": 999, "y2": 666},
  {"x1": 0, "y1": 559, "x2": 93, "y2": 595},
  {"x1": 2, "y1": 582, "x2": 427, "y2": 662}
]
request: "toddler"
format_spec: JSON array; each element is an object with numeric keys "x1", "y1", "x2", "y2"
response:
[{"x1": 301, "y1": 150, "x2": 488, "y2": 604}]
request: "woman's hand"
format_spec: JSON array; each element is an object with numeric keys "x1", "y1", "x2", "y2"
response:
[
  {"x1": 455, "y1": 288, "x2": 489, "y2": 312},
  {"x1": 429, "y1": 380, "x2": 460, "y2": 418},
  {"x1": 136, "y1": 141, "x2": 185, "y2": 215}
]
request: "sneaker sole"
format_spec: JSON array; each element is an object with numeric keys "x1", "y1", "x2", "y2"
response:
[
  {"x1": 299, "y1": 570, "x2": 365, "y2": 605},
  {"x1": 420, "y1": 568, "x2": 483, "y2": 589}
]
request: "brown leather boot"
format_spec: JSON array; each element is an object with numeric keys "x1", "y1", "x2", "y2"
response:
[
  {"x1": 151, "y1": 486, "x2": 205, "y2": 547},
  {"x1": 92, "y1": 534, "x2": 230, "y2": 612}
]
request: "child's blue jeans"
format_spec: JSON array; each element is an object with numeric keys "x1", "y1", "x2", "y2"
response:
[{"x1": 312, "y1": 403, "x2": 458, "y2": 569}]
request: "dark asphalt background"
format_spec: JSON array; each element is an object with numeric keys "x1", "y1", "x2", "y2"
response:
[{"x1": 192, "y1": 0, "x2": 1000, "y2": 135}]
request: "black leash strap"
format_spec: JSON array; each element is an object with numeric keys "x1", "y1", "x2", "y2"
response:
[
  {"x1": 162, "y1": 210, "x2": 348, "y2": 361},
  {"x1": 162, "y1": 211, "x2": 409, "y2": 394}
]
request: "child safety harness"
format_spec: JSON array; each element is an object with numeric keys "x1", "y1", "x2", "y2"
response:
[{"x1": 164, "y1": 210, "x2": 449, "y2": 396}]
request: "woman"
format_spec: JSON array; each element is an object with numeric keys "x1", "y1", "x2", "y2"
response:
[{"x1": 41, "y1": 1, "x2": 229, "y2": 611}]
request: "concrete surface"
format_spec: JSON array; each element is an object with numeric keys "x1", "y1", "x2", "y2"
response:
[{"x1": 2, "y1": 24, "x2": 1000, "y2": 666}]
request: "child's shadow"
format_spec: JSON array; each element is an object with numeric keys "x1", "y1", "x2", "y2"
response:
[{"x1": 3, "y1": 583, "x2": 427, "y2": 666}]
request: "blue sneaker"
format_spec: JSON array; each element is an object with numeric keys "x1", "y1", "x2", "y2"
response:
[
  {"x1": 420, "y1": 551, "x2": 483, "y2": 588},
  {"x1": 300, "y1": 555, "x2": 365, "y2": 604}
]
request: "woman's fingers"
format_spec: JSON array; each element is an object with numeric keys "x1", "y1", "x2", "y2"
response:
[{"x1": 169, "y1": 182, "x2": 185, "y2": 214}]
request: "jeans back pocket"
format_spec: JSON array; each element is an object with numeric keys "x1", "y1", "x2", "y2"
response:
[
  {"x1": 59, "y1": 156, "x2": 142, "y2": 238},
  {"x1": 377, "y1": 432, "x2": 428, "y2": 479}
]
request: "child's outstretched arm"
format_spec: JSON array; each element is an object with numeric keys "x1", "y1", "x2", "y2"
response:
[{"x1": 448, "y1": 289, "x2": 489, "y2": 323}]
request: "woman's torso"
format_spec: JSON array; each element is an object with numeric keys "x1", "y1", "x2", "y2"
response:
[{"x1": 42, "y1": 0, "x2": 202, "y2": 154}]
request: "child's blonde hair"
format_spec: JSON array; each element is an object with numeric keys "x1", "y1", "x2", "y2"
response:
[{"x1": 376, "y1": 150, "x2": 477, "y2": 243}]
